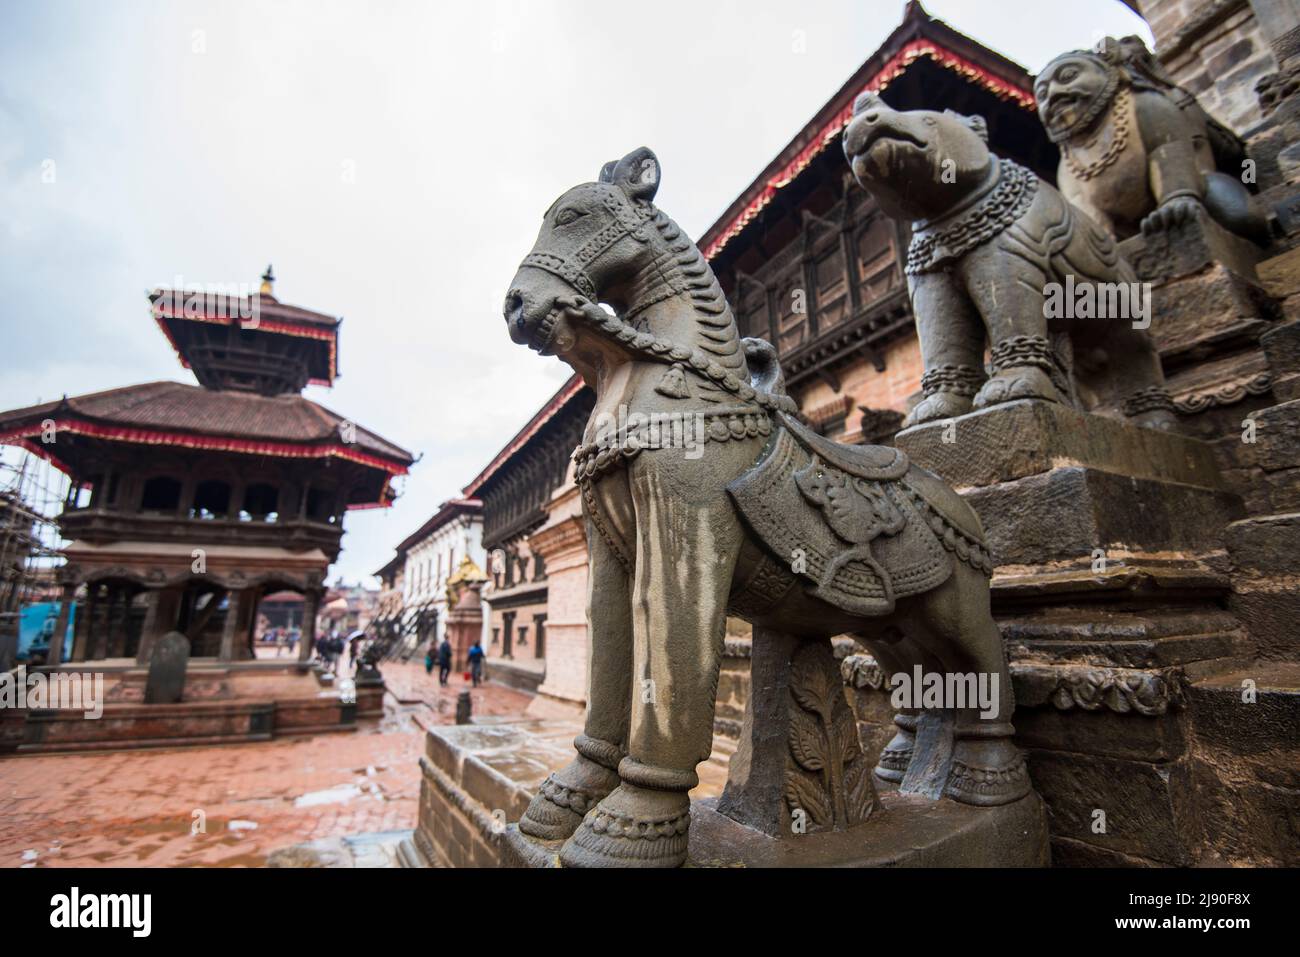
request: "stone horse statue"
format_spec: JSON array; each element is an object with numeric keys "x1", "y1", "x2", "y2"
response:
[{"x1": 503, "y1": 148, "x2": 1025, "y2": 867}]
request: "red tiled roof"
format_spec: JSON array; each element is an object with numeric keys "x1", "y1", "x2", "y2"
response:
[
  {"x1": 697, "y1": 1, "x2": 1038, "y2": 261},
  {"x1": 0, "y1": 380, "x2": 413, "y2": 472}
]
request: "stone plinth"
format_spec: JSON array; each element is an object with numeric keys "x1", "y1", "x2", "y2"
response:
[
  {"x1": 401, "y1": 718, "x2": 734, "y2": 868},
  {"x1": 0, "y1": 660, "x2": 360, "y2": 754},
  {"x1": 502, "y1": 791, "x2": 1049, "y2": 868},
  {"x1": 897, "y1": 400, "x2": 1240, "y2": 584},
  {"x1": 897, "y1": 399, "x2": 1225, "y2": 491}
]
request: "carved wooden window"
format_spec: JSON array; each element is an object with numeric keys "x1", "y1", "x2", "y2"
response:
[
  {"x1": 854, "y1": 214, "x2": 899, "y2": 307},
  {"x1": 730, "y1": 273, "x2": 765, "y2": 342},
  {"x1": 813, "y1": 242, "x2": 849, "y2": 331},
  {"x1": 774, "y1": 272, "x2": 807, "y2": 353}
]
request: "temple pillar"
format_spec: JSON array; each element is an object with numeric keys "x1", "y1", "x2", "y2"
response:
[
  {"x1": 239, "y1": 587, "x2": 262, "y2": 660},
  {"x1": 218, "y1": 588, "x2": 255, "y2": 661},
  {"x1": 71, "y1": 584, "x2": 96, "y2": 662},
  {"x1": 298, "y1": 587, "x2": 321, "y2": 662},
  {"x1": 106, "y1": 586, "x2": 133, "y2": 658},
  {"x1": 89, "y1": 584, "x2": 112, "y2": 660},
  {"x1": 136, "y1": 587, "x2": 182, "y2": 664},
  {"x1": 46, "y1": 581, "x2": 76, "y2": 668}
]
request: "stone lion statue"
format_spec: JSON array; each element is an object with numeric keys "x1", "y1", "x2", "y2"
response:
[
  {"x1": 843, "y1": 94, "x2": 1177, "y2": 430},
  {"x1": 1036, "y1": 36, "x2": 1270, "y2": 245}
]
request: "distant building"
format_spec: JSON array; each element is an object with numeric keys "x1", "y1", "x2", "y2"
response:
[
  {"x1": 396, "y1": 497, "x2": 485, "y2": 650},
  {"x1": 464, "y1": 376, "x2": 593, "y2": 694}
]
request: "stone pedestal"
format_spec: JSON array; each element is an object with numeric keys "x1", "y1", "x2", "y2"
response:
[
  {"x1": 501, "y1": 791, "x2": 1049, "y2": 868},
  {"x1": 1119, "y1": 217, "x2": 1276, "y2": 388},
  {"x1": 893, "y1": 399, "x2": 1292, "y2": 865}
]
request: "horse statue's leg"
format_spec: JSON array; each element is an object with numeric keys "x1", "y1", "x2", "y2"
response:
[
  {"x1": 518, "y1": 521, "x2": 632, "y2": 840},
  {"x1": 855, "y1": 629, "x2": 926, "y2": 785},
  {"x1": 909, "y1": 561, "x2": 1028, "y2": 806},
  {"x1": 558, "y1": 448, "x2": 752, "y2": 868}
]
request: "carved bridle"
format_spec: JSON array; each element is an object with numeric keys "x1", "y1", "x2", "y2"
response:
[{"x1": 521, "y1": 191, "x2": 654, "y2": 301}]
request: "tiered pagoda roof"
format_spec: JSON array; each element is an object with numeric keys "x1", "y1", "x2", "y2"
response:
[{"x1": 149, "y1": 267, "x2": 340, "y2": 395}]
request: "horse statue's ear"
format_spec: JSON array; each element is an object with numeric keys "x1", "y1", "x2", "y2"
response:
[
  {"x1": 943, "y1": 110, "x2": 989, "y2": 143},
  {"x1": 601, "y1": 147, "x2": 660, "y2": 202}
]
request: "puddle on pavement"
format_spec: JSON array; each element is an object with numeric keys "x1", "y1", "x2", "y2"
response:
[{"x1": 292, "y1": 783, "x2": 364, "y2": 807}]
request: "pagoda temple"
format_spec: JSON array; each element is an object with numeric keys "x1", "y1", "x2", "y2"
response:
[{"x1": 0, "y1": 269, "x2": 412, "y2": 749}]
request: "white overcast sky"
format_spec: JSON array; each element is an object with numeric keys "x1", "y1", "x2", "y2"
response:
[{"x1": 0, "y1": 0, "x2": 1151, "y2": 584}]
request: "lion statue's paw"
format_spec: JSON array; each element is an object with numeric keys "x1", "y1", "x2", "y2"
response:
[
  {"x1": 972, "y1": 367, "x2": 1060, "y2": 410},
  {"x1": 902, "y1": 391, "x2": 974, "y2": 428}
]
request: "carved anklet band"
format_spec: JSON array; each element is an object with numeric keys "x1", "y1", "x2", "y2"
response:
[
  {"x1": 920, "y1": 364, "x2": 986, "y2": 398},
  {"x1": 989, "y1": 335, "x2": 1054, "y2": 373},
  {"x1": 618, "y1": 757, "x2": 699, "y2": 792},
  {"x1": 989, "y1": 334, "x2": 1070, "y2": 397},
  {"x1": 1122, "y1": 386, "x2": 1176, "y2": 417},
  {"x1": 574, "y1": 734, "x2": 625, "y2": 771}
]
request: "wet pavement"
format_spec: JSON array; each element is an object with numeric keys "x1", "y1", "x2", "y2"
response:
[{"x1": 0, "y1": 663, "x2": 534, "y2": 867}]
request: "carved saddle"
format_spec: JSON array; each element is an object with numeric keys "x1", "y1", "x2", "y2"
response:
[{"x1": 727, "y1": 413, "x2": 954, "y2": 617}]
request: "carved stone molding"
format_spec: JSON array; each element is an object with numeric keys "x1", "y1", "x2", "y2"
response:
[
  {"x1": 1174, "y1": 372, "x2": 1273, "y2": 413},
  {"x1": 844, "y1": 655, "x2": 1187, "y2": 717},
  {"x1": 1013, "y1": 663, "x2": 1186, "y2": 716}
]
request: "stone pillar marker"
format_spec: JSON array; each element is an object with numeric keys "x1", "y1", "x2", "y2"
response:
[{"x1": 144, "y1": 631, "x2": 190, "y2": 704}]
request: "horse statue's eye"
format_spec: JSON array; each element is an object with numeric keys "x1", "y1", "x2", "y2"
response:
[{"x1": 555, "y1": 208, "x2": 584, "y2": 226}]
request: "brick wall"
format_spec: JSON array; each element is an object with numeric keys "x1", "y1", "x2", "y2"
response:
[{"x1": 1139, "y1": 0, "x2": 1278, "y2": 132}]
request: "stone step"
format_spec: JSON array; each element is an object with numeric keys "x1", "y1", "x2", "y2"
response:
[
  {"x1": 1182, "y1": 662, "x2": 1300, "y2": 865},
  {"x1": 1246, "y1": 397, "x2": 1300, "y2": 471},
  {"x1": 1261, "y1": 320, "x2": 1300, "y2": 401},
  {"x1": 1225, "y1": 513, "x2": 1300, "y2": 660}
]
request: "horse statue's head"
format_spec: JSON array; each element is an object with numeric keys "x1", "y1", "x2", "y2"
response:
[{"x1": 504, "y1": 148, "x2": 746, "y2": 384}]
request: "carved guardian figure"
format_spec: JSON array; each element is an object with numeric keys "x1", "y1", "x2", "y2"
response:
[
  {"x1": 1037, "y1": 36, "x2": 1270, "y2": 245},
  {"x1": 843, "y1": 94, "x2": 1179, "y2": 430},
  {"x1": 503, "y1": 148, "x2": 1028, "y2": 867}
]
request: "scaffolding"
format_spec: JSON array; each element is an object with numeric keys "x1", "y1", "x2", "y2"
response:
[{"x1": 0, "y1": 447, "x2": 69, "y2": 671}]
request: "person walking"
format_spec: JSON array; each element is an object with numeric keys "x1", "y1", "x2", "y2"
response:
[
  {"x1": 437, "y1": 637, "x2": 452, "y2": 687},
  {"x1": 467, "y1": 640, "x2": 485, "y2": 688},
  {"x1": 424, "y1": 641, "x2": 436, "y2": 676},
  {"x1": 347, "y1": 628, "x2": 364, "y2": 672}
]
